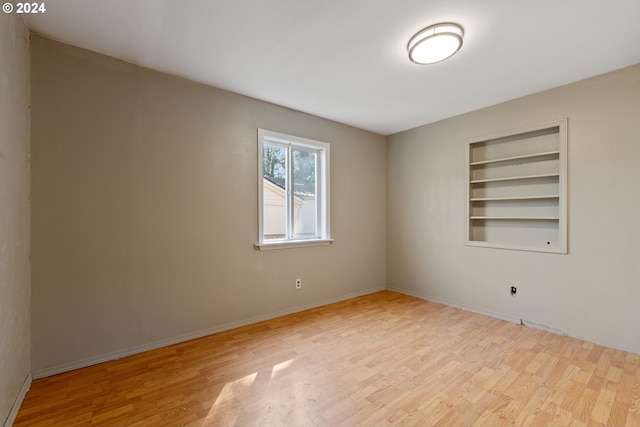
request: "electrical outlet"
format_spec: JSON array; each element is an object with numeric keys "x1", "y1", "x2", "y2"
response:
[
  {"x1": 295, "y1": 279, "x2": 302, "y2": 289},
  {"x1": 511, "y1": 286, "x2": 517, "y2": 296}
]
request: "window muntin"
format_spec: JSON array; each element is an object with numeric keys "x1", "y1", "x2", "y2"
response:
[{"x1": 258, "y1": 129, "x2": 330, "y2": 248}]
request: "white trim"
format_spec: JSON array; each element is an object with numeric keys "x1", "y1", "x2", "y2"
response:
[
  {"x1": 520, "y1": 319, "x2": 568, "y2": 336},
  {"x1": 388, "y1": 286, "x2": 640, "y2": 356},
  {"x1": 255, "y1": 238, "x2": 334, "y2": 251},
  {"x1": 258, "y1": 129, "x2": 329, "y2": 151},
  {"x1": 31, "y1": 286, "x2": 384, "y2": 379},
  {"x1": 3, "y1": 373, "x2": 31, "y2": 427},
  {"x1": 387, "y1": 286, "x2": 521, "y2": 324},
  {"x1": 557, "y1": 118, "x2": 568, "y2": 253}
]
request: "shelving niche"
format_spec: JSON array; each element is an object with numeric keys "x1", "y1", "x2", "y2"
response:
[{"x1": 466, "y1": 119, "x2": 567, "y2": 253}]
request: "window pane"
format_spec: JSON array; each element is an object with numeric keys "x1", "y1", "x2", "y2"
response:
[
  {"x1": 292, "y1": 149, "x2": 318, "y2": 238},
  {"x1": 262, "y1": 144, "x2": 287, "y2": 240}
]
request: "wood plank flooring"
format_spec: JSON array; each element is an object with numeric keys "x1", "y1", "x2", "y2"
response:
[{"x1": 15, "y1": 291, "x2": 640, "y2": 426}]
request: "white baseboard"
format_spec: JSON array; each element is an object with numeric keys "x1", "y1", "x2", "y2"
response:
[
  {"x1": 387, "y1": 286, "x2": 522, "y2": 325},
  {"x1": 32, "y1": 286, "x2": 386, "y2": 379},
  {"x1": 3, "y1": 373, "x2": 31, "y2": 427},
  {"x1": 388, "y1": 286, "x2": 640, "y2": 356}
]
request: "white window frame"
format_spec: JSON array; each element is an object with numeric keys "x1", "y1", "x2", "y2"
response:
[{"x1": 256, "y1": 129, "x2": 332, "y2": 250}]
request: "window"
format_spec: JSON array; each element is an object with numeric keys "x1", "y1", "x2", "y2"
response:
[{"x1": 257, "y1": 129, "x2": 331, "y2": 249}]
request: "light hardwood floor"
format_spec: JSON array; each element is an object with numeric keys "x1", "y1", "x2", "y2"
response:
[{"x1": 15, "y1": 291, "x2": 640, "y2": 426}]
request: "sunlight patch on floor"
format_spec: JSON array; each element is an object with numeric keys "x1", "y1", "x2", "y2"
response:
[{"x1": 271, "y1": 359, "x2": 294, "y2": 380}]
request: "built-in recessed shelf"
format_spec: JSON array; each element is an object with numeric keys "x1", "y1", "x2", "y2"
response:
[{"x1": 466, "y1": 119, "x2": 567, "y2": 253}]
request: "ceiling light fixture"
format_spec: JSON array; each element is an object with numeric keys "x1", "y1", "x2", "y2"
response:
[{"x1": 407, "y1": 22, "x2": 464, "y2": 65}]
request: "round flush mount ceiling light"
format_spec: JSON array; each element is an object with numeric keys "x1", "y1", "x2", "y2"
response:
[{"x1": 407, "y1": 22, "x2": 464, "y2": 64}]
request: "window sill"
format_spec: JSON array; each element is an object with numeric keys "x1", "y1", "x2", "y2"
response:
[{"x1": 255, "y1": 239, "x2": 334, "y2": 251}]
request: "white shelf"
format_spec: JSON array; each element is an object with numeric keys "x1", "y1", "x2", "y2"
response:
[
  {"x1": 470, "y1": 216, "x2": 560, "y2": 220},
  {"x1": 470, "y1": 150, "x2": 560, "y2": 166},
  {"x1": 470, "y1": 195, "x2": 559, "y2": 202},
  {"x1": 466, "y1": 119, "x2": 567, "y2": 253},
  {"x1": 470, "y1": 173, "x2": 559, "y2": 184}
]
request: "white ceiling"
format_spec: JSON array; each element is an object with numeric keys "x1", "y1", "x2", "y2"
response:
[{"x1": 24, "y1": 0, "x2": 640, "y2": 135}]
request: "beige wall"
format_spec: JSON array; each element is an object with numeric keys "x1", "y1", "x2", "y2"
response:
[
  {"x1": 388, "y1": 64, "x2": 640, "y2": 354},
  {"x1": 30, "y1": 36, "x2": 387, "y2": 375},
  {"x1": 0, "y1": 13, "x2": 31, "y2": 426}
]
